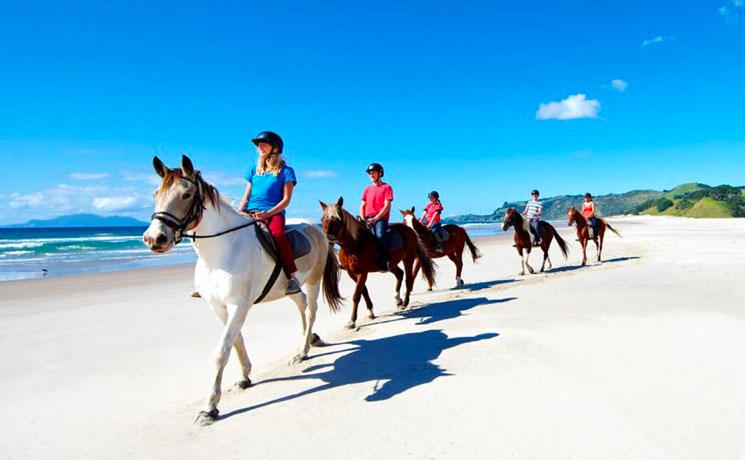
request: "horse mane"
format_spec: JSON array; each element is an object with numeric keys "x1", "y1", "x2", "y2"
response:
[
  {"x1": 158, "y1": 169, "x2": 221, "y2": 209},
  {"x1": 340, "y1": 207, "x2": 366, "y2": 240},
  {"x1": 408, "y1": 214, "x2": 430, "y2": 240}
]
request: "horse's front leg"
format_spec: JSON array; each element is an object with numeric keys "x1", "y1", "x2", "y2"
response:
[
  {"x1": 517, "y1": 247, "x2": 525, "y2": 276},
  {"x1": 581, "y1": 239, "x2": 588, "y2": 266},
  {"x1": 346, "y1": 272, "x2": 368, "y2": 329},
  {"x1": 347, "y1": 271, "x2": 375, "y2": 320},
  {"x1": 196, "y1": 301, "x2": 251, "y2": 426},
  {"x1": 523, "y1": 248, "x2": 535, "y2": 274},
  {"x1": 209, "y1": 301, "x2": 252, "y2": 390}
]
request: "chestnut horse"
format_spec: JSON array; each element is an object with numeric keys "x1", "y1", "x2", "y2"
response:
[
  {"x1": 320, "y1": 197, "x2": 436, "y2": 329},
  {"x1": 502, "y1": 208, "x2": 569, "y2": 275},
  {"x1": 566, "y1": 207, "x2": 621, "y2": 265},
  {"x1": 400, "y1": 207, "x2": 481, "y2": 290}
]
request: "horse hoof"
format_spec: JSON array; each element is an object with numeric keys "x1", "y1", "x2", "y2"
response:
[
  {"x1": 310, "y1": 333, "x2": 324, "y2": 347},
  {"x1": 367, "y1": 312, "x2": 376, "y2": 320},
  {"x1": 194, "y1": 409, "x2": 219, "y2": 426},
  {"x1": 190, "y1": 290, "x2": 201, "y2": 298},
  {"x1": 290, "y1": 353, "x2": 307, "y2": 364},
  {"x1": 427, "y1": 287, "x2": 433, "y2": 292},
  {"x1": 345, "y1": 322, "x2": 356, "y2": 330},
  {"x1": 236, "y1": 378, "x2": 252, "y2": 389}
]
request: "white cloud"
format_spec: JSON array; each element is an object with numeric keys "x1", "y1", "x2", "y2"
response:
[
  {"x1": 536, "y1": 94, "x2": 600, "y2": 121},
  {"x1": 641, "y1": 35, "x2": 674, "y2": 48},
  {"x1": 719, "y1": 1, "x2": 743, "y2": 23},
  {"x1": 122, "y1": 171, "x2": 161, "y2": 186},
  {"x1": 9, "y1": 192, "x2": 44, "y2": 209},
  {"x1": 93, "y1": 196, "x2": 140, "y2": 212},
  {"x1": 201, "y1": 171, "x2": 246, "y2": 187},
  {"x1": 70, "y1": 172, "x2": 109, "y2": 180},
  {"x1": 611, "y1": 79, "x2": 629, "y2": 92},
  {"x1": 303, "y1": 170, "x2": 337, "y2": 178}
]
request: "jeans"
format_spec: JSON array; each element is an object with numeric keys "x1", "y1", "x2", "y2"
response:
[
  {"x1": 529, "y1": 218, "x2": 541, "y2": 238},
  {"x1": 370, "y1": 218, "x2": 390, "y2": 261},
  {"x1": 430, "y1": 222, "x2": 442, "y2": 239}
]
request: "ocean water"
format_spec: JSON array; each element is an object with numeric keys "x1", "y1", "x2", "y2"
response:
[
  {"x1": 0, "y1": 223, "x2": 510, "y2": 282},
  {"x1": 0, "y1": 227, "x2": 196, "y2": 282}
]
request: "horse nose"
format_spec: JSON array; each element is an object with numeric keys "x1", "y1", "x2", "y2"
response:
[
  {"x1": 143, "y1": 234, "x2": 154, "y2": 246},
  {"x1": 155, "y1": 234, "x2": 167, "y2": 246}
]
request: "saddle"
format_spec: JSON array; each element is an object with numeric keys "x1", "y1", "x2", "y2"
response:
[
  {"x1": 255, "y1": 223, "x2": 312, "y2": 260},
  {"x1": 586, "y1": 218, "x2": 600, "y2": 239},
  {"x1": 434, "y1": 226, "x2": 450, "y2": 242}
]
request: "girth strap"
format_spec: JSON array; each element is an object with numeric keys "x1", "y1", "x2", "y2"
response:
[{"x1": 252, "y1": 222, "x2": 284, "y2": 304}]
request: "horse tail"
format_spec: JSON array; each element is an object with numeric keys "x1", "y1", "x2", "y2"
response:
[
  {"x1": 415, "y1": 239, "x2": 437, "y2": 288},
  {"x1": 603, "y1": 219, "x2": 622, "y2": 238},
  {"x1": 551, "y1": 224, "x2": 570, "y2": 259},
  {"x1": 463, "y1": 229, "x2": 482, "y2": 262},
  {"x1": 322, "y1": 245, "x2": 344, "y2": 313}
]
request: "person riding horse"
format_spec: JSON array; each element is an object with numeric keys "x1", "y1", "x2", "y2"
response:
[
  {"x1": 420, "y1": 190, "x2": 444, "y2": 252},
  {"x1": 360, "y1": 162, "x2": 393, "y2": 271},
  {"x1": 582, "y1": 192, "x2": 600, "y2": 236},
  {"x1": 521, "y1": 189, "x2": 543, "y2": 246},
  {"x1": 238, "y1": 131, "x2": 301, "y2": 294}
]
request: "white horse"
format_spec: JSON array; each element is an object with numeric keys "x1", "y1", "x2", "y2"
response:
[{"x1": 143, "y1": 155, "x2": 343, "y2": 426}]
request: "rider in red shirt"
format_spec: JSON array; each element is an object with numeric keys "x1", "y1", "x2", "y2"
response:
[
  {"x1": 360, "y1": 163, "x2": 393, "y2": 270},
  {"x1": 582, "y1": 192, "x2": 599, "y2": 234}
]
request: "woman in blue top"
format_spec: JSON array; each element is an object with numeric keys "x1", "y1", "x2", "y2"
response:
[{"x1": 238, "y1": 131, "x2": 301, "y2": 294}]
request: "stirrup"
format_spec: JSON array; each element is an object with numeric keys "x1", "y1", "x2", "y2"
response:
[{"x1": 285, "y1": 277, "x2": 302, "y2": 295}]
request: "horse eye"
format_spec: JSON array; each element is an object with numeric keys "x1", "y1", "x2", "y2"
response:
[{"x1": 182, "y1": 193, "x2": 192, "y2": 200}]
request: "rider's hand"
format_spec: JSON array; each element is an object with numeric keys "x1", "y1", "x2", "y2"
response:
[{"x1": 254, "y1": 211, "x2": 269, "y2": 220}]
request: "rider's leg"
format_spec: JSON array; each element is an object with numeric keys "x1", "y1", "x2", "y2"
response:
[
  {"x1": 267, "y1": 213, "x2": 300, "y2": 294},
  {"x1": 431, "y1": 222, "x2": 443, "y2": 250},
  {"x1": 373, "y1": 219, "x2": 390, "y2": 269}
]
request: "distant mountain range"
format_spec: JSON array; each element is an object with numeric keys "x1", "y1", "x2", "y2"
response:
[
  {"x1": 3, "y1": 213, "x2": 149, "y2": 228},
  {"x1": 445, "y1": 183, "x2": 745, "y2": 223}
]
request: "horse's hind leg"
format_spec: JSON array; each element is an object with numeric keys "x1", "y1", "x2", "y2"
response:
[
  {"x1": 448, "y1": 253, "x2": 464, "y2": 288},
  {"x1": 594, "y1": 238, "x2": 601, "y2": 262},
  {"x1": 390, "y1": 264, "x2": 405, "y2": 307},
  {"x1": 402, "y1": 257, "x2": 415, "y2": 308},
  {"x1": 598, "y1": 234, "x2": 604, "y2": 261},
  {"x1": 289, "y1": 289, "x2": 313, "y2": 363},
  {"x1": 209, "y1": 301, "x2": 252, "y2": 389}
]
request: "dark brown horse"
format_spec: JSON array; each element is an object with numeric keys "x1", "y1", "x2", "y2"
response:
[
  {"x1": 502, "y1": 208, "x2": 569, "y2": 275},
  {"x1": 320, "y1": 197, "x2": 436, "y2": 329},
  {"x1": 567, "y1": 207, "x2": 621, "y2": 265},
  {"x1": 400, "y1": 207, "x2": 481, "y2": 290}
]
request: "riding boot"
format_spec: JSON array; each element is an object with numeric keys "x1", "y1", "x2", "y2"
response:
[
  {"x1": 434, "y1": 233, "x2": 444, "y2": 252},
  {"x1": 285, "y1": 276, "x2": 302, "y2": 295}
]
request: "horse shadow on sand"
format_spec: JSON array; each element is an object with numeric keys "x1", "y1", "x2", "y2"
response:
[
  {"x1": 545, "y1": 255, "x2": 641, "y2": 273},
  {"x1": 220, "y1": 329, "x2": 499, "y2": 421},
  {"x1": 399, "y1": 296, "x2": 516, "y2": 326}
]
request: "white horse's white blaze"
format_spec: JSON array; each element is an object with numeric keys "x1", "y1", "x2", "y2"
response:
[{"x1": 144, "y1": 160, "x2": 339, "y2": 425}]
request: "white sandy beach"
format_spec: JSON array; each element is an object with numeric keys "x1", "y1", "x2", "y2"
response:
[{"x1": 1, "y1": 216, "x2": 744, "y2": 459}]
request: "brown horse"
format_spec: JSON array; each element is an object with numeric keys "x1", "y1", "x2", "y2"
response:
[
  {"x1": 502, "y1": 208, "x2": 569, "y2": 275},
  {"x1": 320, "y1": 197, "x2": 436, "y2": 329},
  {"x1": 400, "y1": 207, "x2": 481, "y2": 290},
  {"x1": 566, "y1": 207, "x2": 621, "y2": 265}
]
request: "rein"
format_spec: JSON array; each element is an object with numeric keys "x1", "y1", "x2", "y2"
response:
[{"x1": 150, "y1": 175, "x2": 257, "y2": 244}]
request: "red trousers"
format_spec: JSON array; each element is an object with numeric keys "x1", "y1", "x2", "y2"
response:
[{"x1": 266, "y1": 213, "x2": 297, "y2": 277}]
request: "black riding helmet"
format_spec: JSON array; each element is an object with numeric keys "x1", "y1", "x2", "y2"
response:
[
  {"x1": 251, "y1": 131, "x2": 284, "y2": 154},
  {"x1": 366, "y1": 162, "x2": 384, "y2": 177},
  {"x1": 531, "y1": 189, "x2": 540, "y2": 196},
  {"x1": 585, "y1": 192, "x2": 593, "y2": 199},
  {"x1": 428, "y1": 190, "x2": 440, "y2": 199}
]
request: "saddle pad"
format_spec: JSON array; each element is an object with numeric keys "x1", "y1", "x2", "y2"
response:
[
  {"x1": 385, "y1": 229, "x2": 404, "y2": 251},
  {"x1": 256, "y1": 223, "x2": 312, "y2": 260},
  {"x1": 286, "y1": 227, "x2": 312, "y2": 259}
]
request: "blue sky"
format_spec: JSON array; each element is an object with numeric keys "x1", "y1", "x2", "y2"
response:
[{"x1": 1, "y1": 0, "x2": 744, "y2": 224}]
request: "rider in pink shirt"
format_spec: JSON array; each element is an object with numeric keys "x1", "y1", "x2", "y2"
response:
[{"x1": 420, "y1": 191, "x2": 444, "y2": 251}]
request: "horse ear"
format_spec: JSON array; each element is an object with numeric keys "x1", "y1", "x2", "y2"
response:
[
  {"x1": 319, "y1": 200, "x2": 327, "y2": 211},
  {"x1": 181, "y1": 155, "x2": 194, "y2": 176},
  {"x1": 399, "y1": 209, "x2": 406, "y2": 216},
  {"x1": 153, "y1": 156, "x2": 168, "y2": 178},
  {"x1": 336, "y1": 196, "x2": 344, "y2": 208},
  {"x1": 410, "y1": 206, "x2": 415, "y2": 213}
]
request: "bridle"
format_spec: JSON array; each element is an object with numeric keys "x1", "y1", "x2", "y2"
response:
[{"x1": 150, "y1": 175, "x2": 256, "y2": 245}]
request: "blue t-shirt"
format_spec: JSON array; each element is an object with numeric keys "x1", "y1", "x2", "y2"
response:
[{"x1": 244, "y1": 165, "x2": 297, "y2": 213}]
